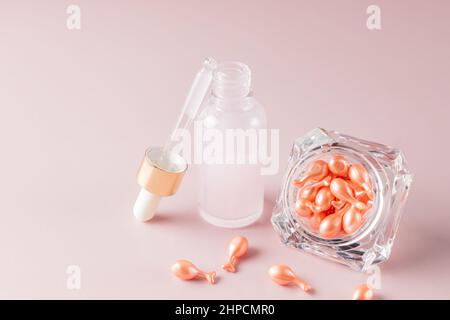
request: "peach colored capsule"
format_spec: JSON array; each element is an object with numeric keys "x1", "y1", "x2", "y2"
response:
[
  {"x1": 295, "y1": 198, "x2": 313, "y2": 217},
  {"x1": 298, "y1": 185, "x2": 317, "y2": 202},
  {"x1": 355, "y1": 191, "x2": 370, "y2": 203},
  {"x1": 330, "y1": 178, "x2": 367, "y2": 211},
  {"x1": 319, "y1": 203, "x2": 351, "y2": 238},
  {"x1": 296, "y1": 184, "x2": 317, "y2": 203},
  {"x1": 356, "y1": 200, "x2": 373, "y2": 216},
  {"x1": 297, "y1": 176, "x2": 332, "y2": 201},
  {"x1": 268, "y1": 264, "x2": 312, "y2": 292},
  {"x1": 171, "y1": 260, "x2": 216, "y2": 284},
  {"x1": 328, "y1": 154, "x2": 349, "y2": 177},
  {"x1": 349, "y1": 164, "x2": 374, "y2": 200},
  {"x1": 222, "y1": 236, "x2": 248, "y2": 273},
  {"x1": 293, "y1": 160, "x2": 329, "y2": 188},
  {"x1": 309, "y1": 211, "x2": 327, "y2": 230},
  {"x1": 352, "y1": 284, "x2": 374, "y2": 300},
  {"x1": 331, "y1": 199, "x2": 346, "y2": 210},
  {"x1": 308, "y1": 187, "x2": 334, "y2": 213},
  {"x1": 343, "y1": 206, "x2": 364, "y2": 234},
  {"x1": 348, "y1": 181, "x2": 367, "y2": 199}
]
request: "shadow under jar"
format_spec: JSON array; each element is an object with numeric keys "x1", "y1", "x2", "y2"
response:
[{"x1": 271, "y1": 128, "x2": 413, "y2": 272}]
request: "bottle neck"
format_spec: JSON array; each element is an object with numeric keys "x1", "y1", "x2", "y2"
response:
[{"x1": 211, "y1": 62, "x2": 251, "y2": 99}]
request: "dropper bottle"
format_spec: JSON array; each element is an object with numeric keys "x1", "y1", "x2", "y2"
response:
[
  {"x1": 133, "y1": 58, "x2": 217, "y2": 221},
  {"x1": 197, "y1": 61, "x2": 267, "y2": 228}
]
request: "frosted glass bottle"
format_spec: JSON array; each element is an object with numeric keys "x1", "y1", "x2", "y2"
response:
[{"x1": 197, "y1": 62, "x2": 266, "y2": 228}]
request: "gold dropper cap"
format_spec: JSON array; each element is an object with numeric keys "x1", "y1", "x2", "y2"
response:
[{"x1": 134, "y1": 148, "x2": 187, "y2": 221}]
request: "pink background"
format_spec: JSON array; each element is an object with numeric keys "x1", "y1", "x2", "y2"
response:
[{"x1": 1, "y1": 0, "x2": 449, "y2": 299}]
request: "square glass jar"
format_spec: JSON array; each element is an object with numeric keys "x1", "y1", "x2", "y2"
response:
[{"x1": 271, "y1": 128, "x2": 413, "y2": 272}]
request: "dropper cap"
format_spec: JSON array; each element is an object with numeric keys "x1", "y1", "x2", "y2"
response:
[
  {"x1": 133, "y1": 147, "x2": 187, "y2": 221},
  {"x1": 133, "y1": 58, "x2": 216, "y2": 221}
]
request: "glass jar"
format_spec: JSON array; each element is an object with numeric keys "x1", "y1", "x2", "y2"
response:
[
  {"x1": 197, "y1": 61, "x2": 267, "y2": 228},
  {"x1": 271, "y1": 128, "x2": 413, "y2": 272}
]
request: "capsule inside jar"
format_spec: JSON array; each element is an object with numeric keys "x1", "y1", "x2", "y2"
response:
[{"x1": 293, "y1": 154, "x2": 374, "y2": 239}]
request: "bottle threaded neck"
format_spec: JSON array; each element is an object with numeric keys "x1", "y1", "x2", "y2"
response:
[{"x1": 212, "y1": 61, "x2": 251, "y2": 98}]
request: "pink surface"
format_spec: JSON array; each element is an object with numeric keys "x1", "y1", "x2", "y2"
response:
[{"x1": 1, "y1": 0, "x2": 450, "y2": 299}]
